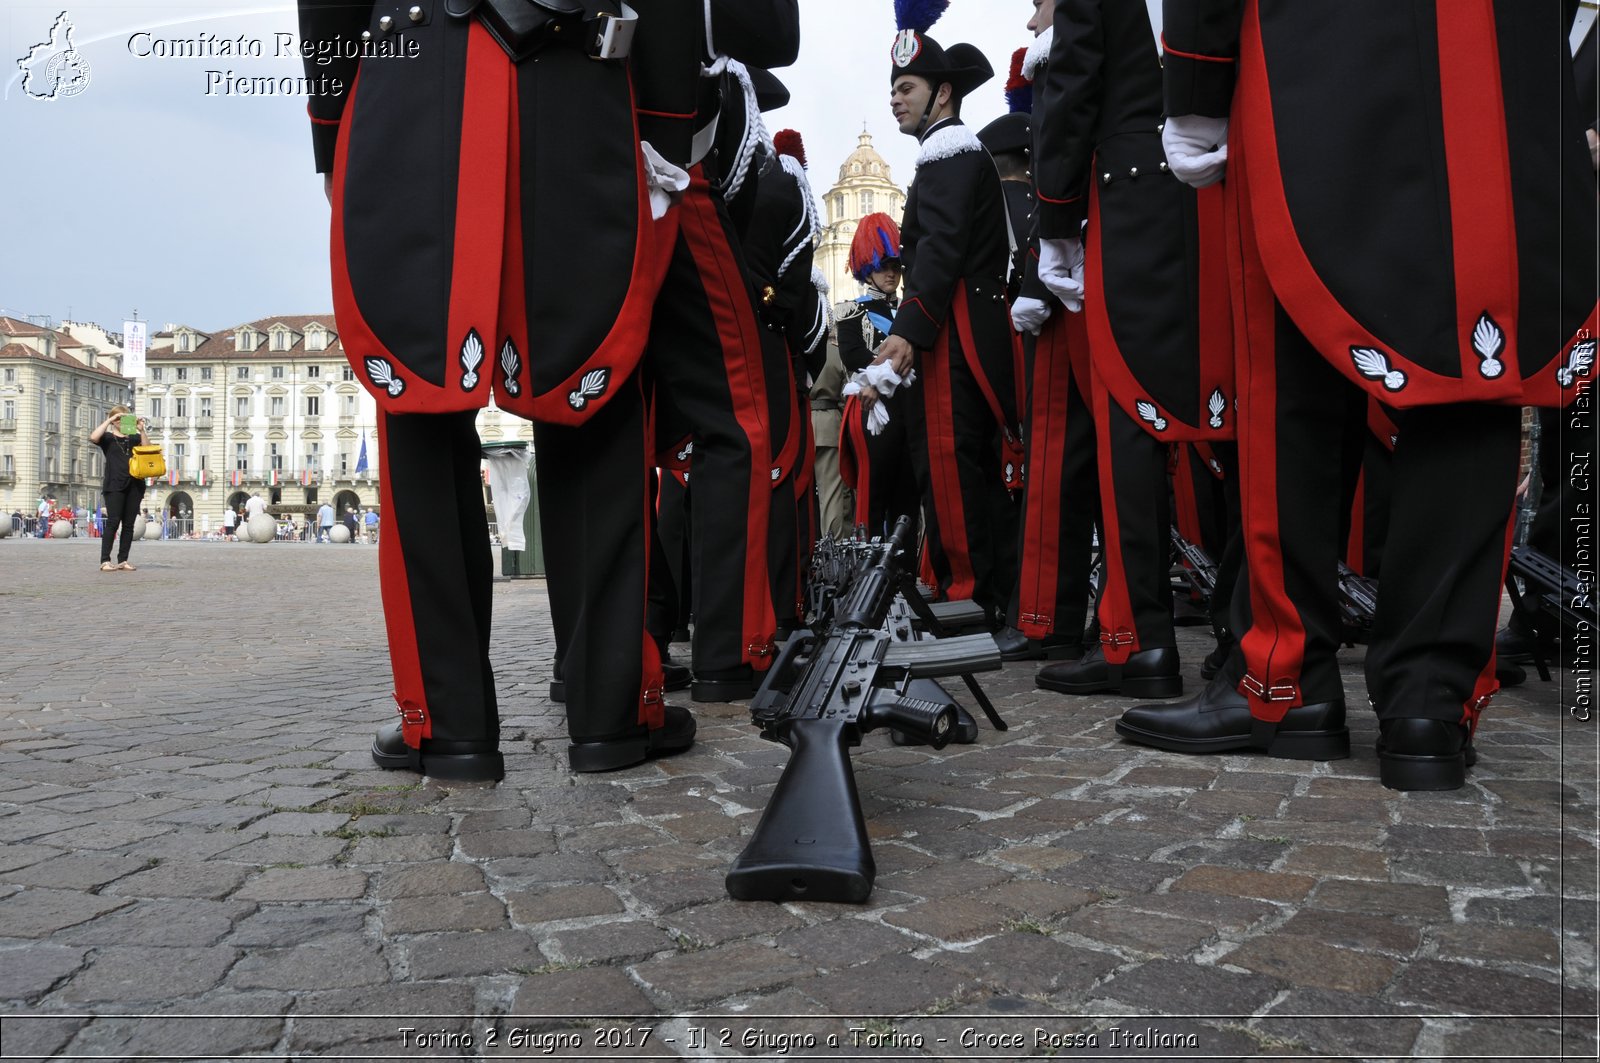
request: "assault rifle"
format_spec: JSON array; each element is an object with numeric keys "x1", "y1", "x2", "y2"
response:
[
  {"x1": 726, "y1": 517, "x2": 1004, "y2": 904},
  {"x1": 1336, "y1": 562, "x2": 1379, "y2": 646},
  {"x1": 1171, "y1": 527, "x2": 1219, "y2": 605},
  {"x1": 1506, "y1": 545, "x2": 1595, "y2": 682}
]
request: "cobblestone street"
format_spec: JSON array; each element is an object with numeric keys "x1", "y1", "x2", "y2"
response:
[{"x1": 0, "y1": 536, "x2": 1595, "y2": 1060}]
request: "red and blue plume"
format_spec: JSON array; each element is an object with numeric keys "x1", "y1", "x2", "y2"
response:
[
  {"x1": 774, "y1": 129, "x2": 807, "y2": 169},
  {"x1": 1006, "y1": 47, "x2": 1032, "y2": 113},
  {"x1": 894, "y1": 0, "x2": 949, "y2": 33},
  {"x1": 849, "y1": 212, "x2": 902, "y2": 282}
]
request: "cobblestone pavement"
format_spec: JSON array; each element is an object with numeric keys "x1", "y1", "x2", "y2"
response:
[{"x1": 1, "y1": 535, "x2": 1595, "y2": 1061}]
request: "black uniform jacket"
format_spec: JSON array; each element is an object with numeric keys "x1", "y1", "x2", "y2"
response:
[
  {"x1": 1036, "y1": 0, "x2": 1233, "y2": 442},
  {"x1": 297, "y1": 0, "x2": 711, "y2": 424},
  {"x1": 1164, "y1": 0, "x2": 1598, "y2": 410},
  {"x1": 892, "y1": 118, "x2": 1020, "y2": 434}
]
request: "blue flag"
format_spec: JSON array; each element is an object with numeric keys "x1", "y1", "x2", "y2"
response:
[{"x1": 355, "y1": 434, "x2": 369, "y2": 474}]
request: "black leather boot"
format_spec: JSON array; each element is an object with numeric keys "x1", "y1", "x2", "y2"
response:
[
  {"x1": 1376, "y1": 718, "x2": 1472, "y2": 791},
  {"x1": 992, "y1": 625, "x2": 1040, "y2": 661},
  {"x1": 567, "y1": 704, "x2": 697, "y2": 773},
  {"x1": 1036, "y1": 644, "x2": 1182, "y2": 698},
  {"x1": 1115, "y1": 675, "x2": 1349, "y2": 760},
  {"x1": 691, "y1": 665, "x2": 756, "y2": 703},
  {"x1": 371, "y1": 721, "x2": 505, "y2": 782}
]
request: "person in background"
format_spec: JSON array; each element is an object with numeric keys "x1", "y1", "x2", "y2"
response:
[
  {"x1": 316, "y1": 499, "x2": 334, "y2": 543},
  {"x1": 88, "y1": 406, "x2": 150, "y2": 571}
]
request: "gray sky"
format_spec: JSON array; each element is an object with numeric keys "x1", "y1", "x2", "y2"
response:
[{"x1": 1, "y1": 1, "x2": 1050, "y2": 336}]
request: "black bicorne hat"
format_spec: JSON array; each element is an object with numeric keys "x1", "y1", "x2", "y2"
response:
[
  {"x1": 889, "y1": 32, "x2": 993, "y2": 99},
  {"x1": 748, "y1": 67, "x2": 790, "y2": 113},
  {"x1": 977, "y1": 111, "x2": 1030, "y2": 156}
]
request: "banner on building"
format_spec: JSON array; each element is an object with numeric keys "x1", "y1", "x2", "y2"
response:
[{"x1": 123, "y1": 321, "x2": 147, "y2": 379}]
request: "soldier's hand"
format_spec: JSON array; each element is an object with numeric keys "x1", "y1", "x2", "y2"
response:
[
  {"x1": 857, "y1": 386, "x2": 879, "y2": 411},
  {"x1": 1038, "y1": 239, "x2": 1085, "y2": 313},
  {"x1": 1163, "y1": 114, "x2": 1229, "y2": 188},
  {"x1": 1011, "y1": 296, "x2": 1052, "y2": 335},
  {"x1": 874, "y1": 335, "x2": 916, "y2": 376}
]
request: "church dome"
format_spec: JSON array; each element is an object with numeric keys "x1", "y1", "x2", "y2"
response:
[{"x1": 837, "y1": 130, "x2": 893, "y2": 185}]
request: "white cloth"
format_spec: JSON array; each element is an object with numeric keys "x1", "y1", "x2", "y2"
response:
[
  {"x1": 842, "y1": 362, "x2": 917, "y2": 435},
  {"x1": 1162, "y1": 114, "x2": 1229, "y2": 189},
  {"x1": 482, "y1": 447, "x2": 534, "y2": 551},
  {"x1": 244, "y1": 495, "x2": 266, "y2": 518},
  {"x1": 1038, "y1": 238, "x2": 1085, "y2": 312},
  {"x1": 640, "y1": 141, "x2": 690, "y2": 220},
  {"x1": 1010, "y1": 296, "x2": 1052, "y2": 335}
]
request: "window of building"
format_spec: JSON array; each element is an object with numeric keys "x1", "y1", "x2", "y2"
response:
[
  {"x1": 272, "y1": 330, "x2": 290, "y2": 352},
  {"x1": 174, "y1": 443, "x2": 186, "y2": 466},
  {"x1": 270, "y1": 395, "x2": 285, "y2": 417},
  {"x1": 305, "y1": 395, "x2": 320, "y2": 417},
  {"x1": 306, "y1": 364, "x2": 320, "y2": 378},
  {"x1": 306, "y1": 442, "x2": 321, "y2": 469},
  {"x1": 239, "y1": 330, "x2": 258, "y2": 353},
  {"x1": 176, "y1": 367, "x2": 188, "y2": 381},
  {"x1": 236, "y1": 366, "x2": 250, "y2": 380},
  {"x1": 306, "y1": 328, "x2": 326, "y2": 352},
  {"x1": 234, "y1": 396, "x2": 249, "y2": 418},
  {"x1": 175, "y1": 397, "x2": 187, "y2": 418},
  {"x1": 341, "y1": 365, "x2": 356, "y2": 381},
  {"x1": 340, "y1": 450, "x2": 350, "y2": 474},
  {"x1": 199, "y1": 454, "x2": 208, "y2": 471},
  {"x1": 271, "y1": 366, "x2": 285, "y2": 380},
  {"x1": 151, "y1": 366, "x2": 164, "y2": 382},
  {"x1": 235, "y1": 443, "x2": 249, "y2": 470},
  {"x1": 269, "y1": 442, "x2": 283, "y2": 471},
  {"x1": 860, "y1": 191, "x2": 874, "y2": 213},
  {"x1": 3, "y1": 368, "x2": 13, "y2": 383},
  {"x1": 3, "y1": 452, "x2": 13, "y2": 475},
  {"x1": 200, "y1": 366, "x2": 213, "y2": 382},
  {"x1": 177, "y1": 333, "x2": 192, "y2": 353},
  {"x1": 200, "y1": 397, "x2": 212, "y2": 418},
  {"x1": 149, "y1": 397, "x2": 163, "y2": 418},
  {"x1": 3, "y1": 399, "x2": 14, "y2": 420}
]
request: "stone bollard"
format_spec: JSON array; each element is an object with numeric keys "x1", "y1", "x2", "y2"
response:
[
  {"x1": 51, "y1": 519, "x2": 73, "y2": 539},
  {"x1": 144, "y1": 520, "x2": 162, "y2": 540},
  {"x1": 329, "y1": 524, "x2": 351, "y2": 543},
  {"x1": 246, "y1": 513, "x2": 277, "y2": 543},
  {"x1": 0, "y1": 519, "x2": 11, "y2": 539},
  {"x1": 132, "y1": 515, "x2": 147, "y2": 540}
]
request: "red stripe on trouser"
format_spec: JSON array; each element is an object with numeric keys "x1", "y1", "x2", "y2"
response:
[
  {"x1": 637, "y1": 374, "x2": 663, "y2": 728},
  {"x1": 1462, "y1": 503, "x2": 1520, "y2": 737},
  {"x1": 920, "y1": 328, "x2": 977, "y2": 602},
  {"x1": 841, "y1": 396, "x2": 872, "y2": 529},
  {"x1": 376, "y1": 413, "x2": 430, "y2": 746},
  {"x1": 1017, "y1": 313, "x2": 1073, "y2": 637},
  {"x1": 1230, "y1": 125, "x2": 1305, "y2": 720},
  {"x1": 1172, "y1": 443, "x2": 1205, "y2": 600},
  {"x1": 1345, "y1": 474, "x2": 1366, "y2": 573},
  {"x1": 677, "y1": 176, "x2": 776, "y2": 668},
  {"x1": 1088, "y1": 362, "x2": 1139, "y2": 664}
]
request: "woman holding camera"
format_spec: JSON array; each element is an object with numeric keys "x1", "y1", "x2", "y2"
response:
[{"x1": 88, "y1": 406, "x2": 150, "y2": 571}]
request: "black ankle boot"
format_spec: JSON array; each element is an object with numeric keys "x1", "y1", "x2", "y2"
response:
[
  {"x1": 1376, "y1": 718, "x2": 1472, "y2": 791},
  {"x1": 1036, "y1": 645, "x2": 1182, "y2": 699},
  {"x1": 371, "y1": 721, "x2": 504, "y2": 781},
  {"x1": 1116, "y1": 675, "x2": 1349, "y2": 760}
]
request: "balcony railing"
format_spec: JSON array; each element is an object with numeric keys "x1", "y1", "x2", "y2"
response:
[
  {"x1": 167, "y1": 417, "x2": 189, "y2": 431},
  {"x1": 0, "y1": 419, "x2": 15, "y2": 432},
  {"x1": 194, "y1": 416, "x2": 213, "y2": 430}
]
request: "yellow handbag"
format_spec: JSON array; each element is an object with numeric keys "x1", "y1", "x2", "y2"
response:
[{"x1": 128, "y1": 445, "x2": 166, "y2": 479}]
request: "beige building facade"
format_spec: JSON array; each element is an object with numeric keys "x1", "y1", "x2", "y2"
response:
[
  {"x1": 0, "y1": 317, "x2": 135, "y2": 521},
  {"x1": 816, "y1": 131, "x2": 907, "y2": 305}
]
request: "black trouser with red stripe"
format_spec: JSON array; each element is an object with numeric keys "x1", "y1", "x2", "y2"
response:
[
  {"x1": 1236, "y1": 302, "x2": 1520, "y2": 727},
  {"x1": 851, "y1": 389, "x2": 923, "y2": 541},
  {"x1": 1009, "y1": 315, "x2": 1100, "y2": 643},
  {"x1": 378, "y1": 410, "x2": 499, "y2": 747},
  {"x1": 651, "y1": 175, "x2": 777, "y2": 677},
  {"x1": 910, "y1": 329, "x2": 1011, "y2": 621},
  {"x1": 1089, "y1": 367, "x2": 1176, "y2": 662},
  {"x1": 534, "y1": 372, "x2": 665, "y2": 743}
]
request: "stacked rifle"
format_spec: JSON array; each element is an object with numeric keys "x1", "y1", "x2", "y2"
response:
[{"x1": 725, "y1": 517, "x2": 1006, "y2": 904}]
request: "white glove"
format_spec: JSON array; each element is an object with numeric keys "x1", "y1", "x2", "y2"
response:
[
  {"x1": 843, "y1": 362, "x2": 917, "y2": 435},
  {"x1": 1010, "y1": 296, "x2": 1052, "y2": 336},
  {"x1": 1038, "y1": 238, "x2": 1085, "y2": 313},
  {"x1": 640, "y1": 140, "x2": 690, "y2": 220},
  {"x1": 1162, "y1": 114, "x2": 1229, "y2": 189}
]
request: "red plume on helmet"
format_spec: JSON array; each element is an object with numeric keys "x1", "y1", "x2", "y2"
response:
[
  {"x1": 773, "y1": 129, "x2": 807, "y2": 169},
  {"x1": 849, "y1": 212, "x2": 902, "y2": 282},
  {"x1": 1006, "y1": 47, "x2": 1032, "y2": 113}
]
